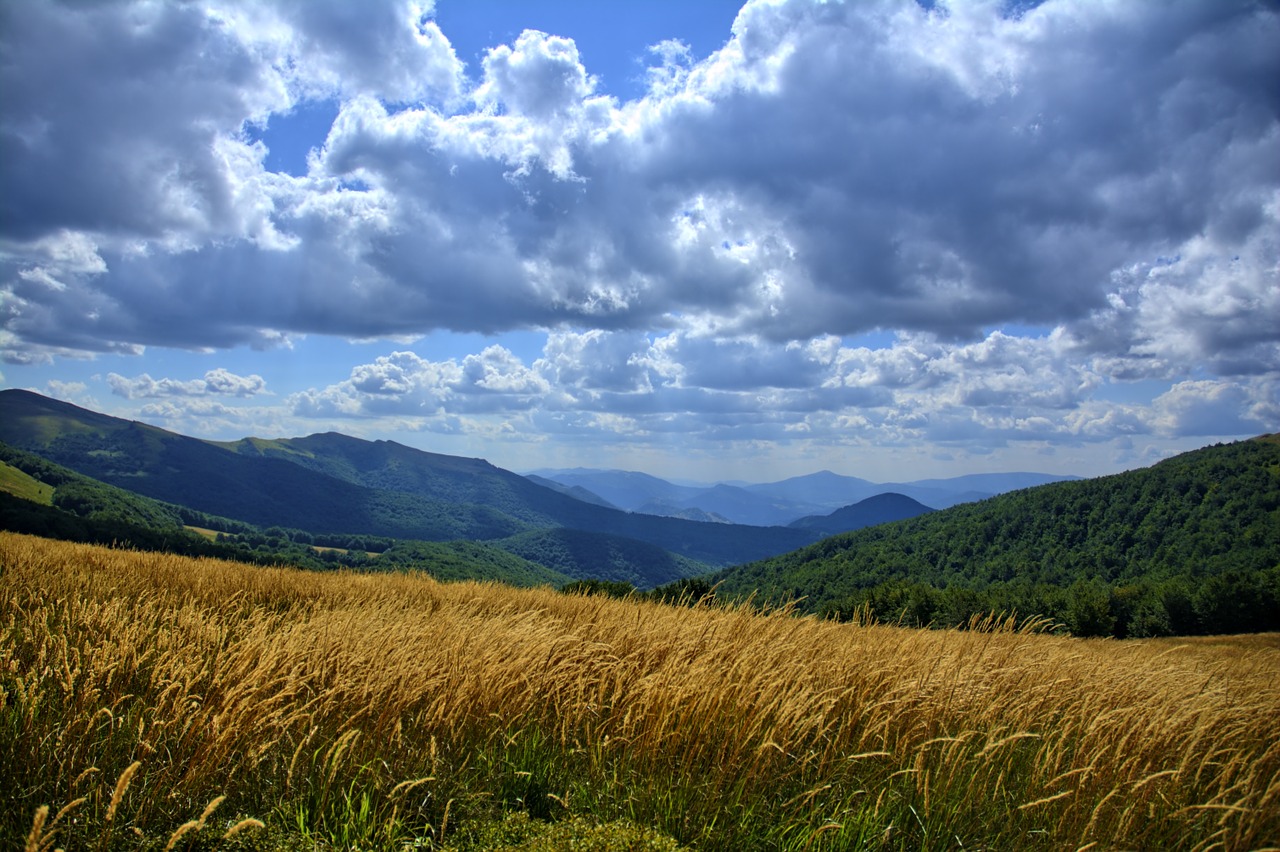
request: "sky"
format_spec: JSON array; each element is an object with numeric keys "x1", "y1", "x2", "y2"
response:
[{"x1": 1, "y1": 0, "x2": 1278, "y2": 485}]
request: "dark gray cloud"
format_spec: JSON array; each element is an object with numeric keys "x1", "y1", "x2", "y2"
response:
[
  {"x1": 1, "y1": 0, "x2": 1277, "y2": 458},
  {"x1": 0, "y1": 1, "x2": 279, "y2": 242}
]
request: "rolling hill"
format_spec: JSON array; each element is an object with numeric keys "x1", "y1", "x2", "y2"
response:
[
  {"x1": 788, "y1": 492, "x2": 934, "y2": 535},
  {"x1": 0, "y1": 390, "x2": 532, "y2": 541},
  {"x1": 0, "y1": 439, "x2": 574, "y2": 587},
  {"x1": 710, "y1": 436, "x2": 1280, "y2": 638},
  {"x1": 0, "y1": 390, "x2": 819, "y2": 576}
]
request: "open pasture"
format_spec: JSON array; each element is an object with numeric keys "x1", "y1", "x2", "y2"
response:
[{"x1": 3, "y1": 532, "x2": 1277, "y2": 850}]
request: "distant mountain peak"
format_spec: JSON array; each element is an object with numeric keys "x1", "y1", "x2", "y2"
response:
[{"x1": 788, "y1": 492, "x2": 934, "y2": 535}]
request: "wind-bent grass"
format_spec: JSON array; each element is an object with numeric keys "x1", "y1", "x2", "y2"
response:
[{"x1": 2, "y1": 531, "x2": 1278, "y2": 850}]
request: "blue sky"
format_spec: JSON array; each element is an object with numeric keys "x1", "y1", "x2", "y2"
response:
[{"x1": 1, "y1": 0, "x2": 1277, "y2": 483}]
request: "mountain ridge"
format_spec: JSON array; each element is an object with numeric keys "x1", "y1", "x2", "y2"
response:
[
  {"x1": 0, "y1": 390, "x2": 819, "y2": 576},
  {"x1": 531, "y1": 465, "x2": 1079, "y2": 525},
  {"x1": 707, "y1": 435, "x2": 1280, "y2": 637}
]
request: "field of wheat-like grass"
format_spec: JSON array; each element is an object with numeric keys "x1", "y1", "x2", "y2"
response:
[{"x1": 3, "y1": 531, "x2": 1278, "y2": 851}]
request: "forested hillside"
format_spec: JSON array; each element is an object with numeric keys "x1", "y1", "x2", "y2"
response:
[
  {"x1": 0, "y1": 441, "x2": 572, "y2": 587},
  {"x1": 0, "y1": 390, "x2": 818, "y2": 571},
  {"x1": 788, "y1": 492, "x2": 934, "y2": 535},
  {"x1": 497, "y1": 528, "x2": 706, "y2": 589},
  {"x1": 712, "y1": 436, "x2": 1280, "y2": 637},
  {"x1": 214, "y1": 429, "x2": 819, "y2": 564}
]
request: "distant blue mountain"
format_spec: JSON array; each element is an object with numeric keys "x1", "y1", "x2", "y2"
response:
[
  {"x1": 530, "y1": 467, "x2": 1080, "y2": 526},
  {"x1": 524, "y1": 475, "x2": 619, "y2": 509},
  {"x1": 743, "y1": 470, "x2": 879, "y2": 508},
  {"x1": 885, "y1": 472, "x2": 1082, "y2": 495},
  {"x1": 526, "y1": 468, "x2": 703, "y2": 512},
  {"x1": 788, "y1": 493, "x2": 934, "y2": 535}
]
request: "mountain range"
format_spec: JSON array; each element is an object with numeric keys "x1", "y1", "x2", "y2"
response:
[
  {"x1": 2, "y1": 389, "x2": 1276, "y2": 639},
  {"x1": 527, "y1": 467, "x2": 1076, "y2": 525},
  {"x1": 0, "y1": 389, "x2": 820, "y2": 583}
]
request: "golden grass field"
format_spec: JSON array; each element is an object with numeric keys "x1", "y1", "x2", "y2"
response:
[{"x1": 2, "y1": 531, "x2": 1278, "y2": 850}]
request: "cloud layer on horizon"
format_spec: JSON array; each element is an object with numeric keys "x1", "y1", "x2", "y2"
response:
[{"x1": 2, "y1": 0, "x2": 1277, "y2": 464}]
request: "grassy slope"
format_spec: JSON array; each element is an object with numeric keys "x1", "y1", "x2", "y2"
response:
[
  {"x1": 3, "y1": 533, "x2": 1277, "y2": 851},
  {"x1": 0, "y1": 460, "x2": 54, "y2": 504},
  {"x1": 713, "y1": 436, "x2": 1280, "y2": 628}
]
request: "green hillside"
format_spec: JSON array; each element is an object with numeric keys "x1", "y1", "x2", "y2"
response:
[
  {"x1": 0, "y1": 390, "x2": 817, "y2": 572},
  {"x1": 711, "y1": 436, "x2": 1280, "y2": 638},
  {"x1": 0, "y1": 389, "x2": 535, "y2": 540},
  {"x1": 217, "y1": 431, "x2": 571, "y2": 527},
  {"x1": 0, "y1": 441, "x2": 572, "y2": 588},
  {"x1": 0, "y1": 441, "x2": 189, "y2": 529},
  {"x1": 376, "y1": 539, "x2": 573, "y2": 587},
  {"x1": 216, "y1": 430, "x2": 821, "y2": 565},
  {"x1": 0, "y1": 460, "x2": 54, "y2": 505}
]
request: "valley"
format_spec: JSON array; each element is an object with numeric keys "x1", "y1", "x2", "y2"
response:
[{"x1": 1, "y1": 388, "x2": 1277, "y2": 639}]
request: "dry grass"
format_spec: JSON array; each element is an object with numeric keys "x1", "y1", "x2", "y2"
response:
[{"x1": 2, "y1": 531, "x2": 1278, "y2": 850}]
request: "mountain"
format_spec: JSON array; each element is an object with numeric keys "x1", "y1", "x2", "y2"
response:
[
  {"x1": 892, "y1": 472, "x2": 1082, "y2": 494},
  {"x1": 0, "y1": 438, "x2": 576, "y2": 587},
  {"x1": 744, "y1": 471, "x2": 1029, "y2": 512},
  {"x1": 0, "y1": 390, "x2": 530, "y2": 541},
  {"x1": 669, "y1": 483, "x2": 815, "y2": 527},
  {"x1": 710, "y1": 436, "x2": 1280, "y2": 638},
  {"x1": 534, "y1": 467, "x2": 1080, "y2": 524},
  {"x1": 211, "y1": 428, "x2": 819, "y2": 565},
  {"x1": 524, "y1": 475, "x2": 619, "y2": 509},
  {"x1": 743, "y1": 470, "x2": 880, "y2": 508},
  {"x1": 633, "y1": 500, "x2": 732, "y2": 524},
  {"x1": 530, "y1": 470, "x2": 831, "y2": 526},
  {"x1": 525, "y1": 468, "x2": 705, "y2": 511},
  {"x1": 0, "y1": 390, "x2": 818, "y2": 573},
  {"x1": 788, "y1": 492, "x2": 934, "y2": 535}
]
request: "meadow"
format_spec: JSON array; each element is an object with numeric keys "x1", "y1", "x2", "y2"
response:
[{"x1": 2, "y1": 531, "x2": 1278, "y2": 850}]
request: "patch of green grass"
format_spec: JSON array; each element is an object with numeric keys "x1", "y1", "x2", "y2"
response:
[
  {"x1": 0, "y1": 461, "x2": 54, "y2": 504},
  {"x1": 443, "y1": 812, "x2": 687, "y2": 852}
]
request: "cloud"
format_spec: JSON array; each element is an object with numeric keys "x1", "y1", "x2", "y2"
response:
[
  {"x1": 45, "y1": 380, "x2": 88, "y2": 400},
  {"x1": 289, "y1": 347, "x2": 549, "y2": 419},
  {"x1": 1, "y1": 0, "x2": 1277, "y2": 456},
  {"x1": 279, "y1": 328, "x2": 1276, "y2": 455},
  {"x1": 0, "y1": 3, "x2": 288, "y2": 244},
  {"x1": 107, "y1": 369, "x2": 268, "y2": 399},
  {"x1": 246, "y1": 0, "x2": 465, "y2": 105},
  {"x1": 1150, "y1": 378, "x2": 1279, "y2": 438},
  {"x1": 537, "y1": 330, "x2": 658, "y2": 393}
]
